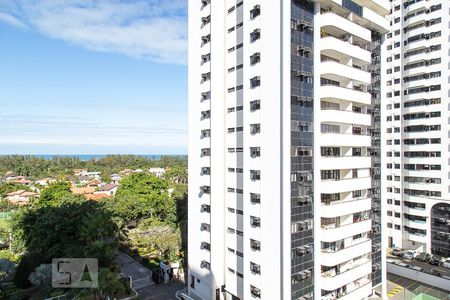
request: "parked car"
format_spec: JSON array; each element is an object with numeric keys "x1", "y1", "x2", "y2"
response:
[
  {"x1": 429, "y1": 255, "x2": 444, "y2": 266},
  {"x1": 443, "y1": 259, "x2": 450, "y2": 269},
  {"x1": 416, "y1": 252, "x2": 432, "y2": 262},
  {"x1": 403, "y1": 250, "x2": 417, "y2": 260},
  {"x1": 391, "y1": 248, "x2": 404, "y2": 257}
]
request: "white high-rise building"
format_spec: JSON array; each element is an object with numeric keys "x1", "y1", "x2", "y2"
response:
[
  {"x1": 382, "y1": 0, "x2": 450, "y2": 258},
  {"x1": 188, "y1": 1, "x2": 389, "y2": 299}
]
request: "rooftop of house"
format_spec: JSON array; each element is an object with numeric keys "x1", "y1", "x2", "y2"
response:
[
  {"x1": 71, "y1": 187, "x2": 97, "y2": 195},
  {"x1": 100, "y1": 184, "x2": 118, "y2": 192},
  {"x1": 7, "y1": 190, "x2": 38, "y2": 197},
  {"x1": 85, "y1": 193, "x2": 110, "y2": 201}
]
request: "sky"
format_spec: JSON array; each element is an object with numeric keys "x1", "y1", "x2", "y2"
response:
[{"x1": 0, "y1": 0, "x2": 188, "y2": 155}]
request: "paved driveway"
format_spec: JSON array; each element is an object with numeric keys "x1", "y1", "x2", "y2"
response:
[
  {"x1": 116, "y1": 251, "x2": 155, "y2": 294},
  {"x1": 116, "y1": 251, "x2": 186, "y2": 299}
]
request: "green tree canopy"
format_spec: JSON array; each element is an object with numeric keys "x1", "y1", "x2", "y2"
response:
[
  {"x1": 114, "y1": 173, "x2": 176, "y2": 222},
  {"x1": 38, "y1": 181, "x2": 71, "y2": 206},
  {"x1": 11, "y1": 201, "x2": 117, "y2": 288}
]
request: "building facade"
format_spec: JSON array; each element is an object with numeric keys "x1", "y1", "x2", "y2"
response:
[
  {"x1": 188, "y1": 1, "x2": 389, "y2": 299},
  {"x1": 382, "y1": 0, "x2": 450, "y2": 258}
]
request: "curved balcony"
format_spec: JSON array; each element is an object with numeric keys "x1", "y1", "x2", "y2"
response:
[
  {"x1": 320, "y1": 12, "x2": 371, "y2": 43},
  {"x1": 320, "y1": 85, "x2": 371, "y2": 105},
  {"x1": 321, "y1": 260, "x2": 372, "y2": 292},
  {"x1": 320, "y1": 61, "x2": 371, "y2": 85},
  {"x1": 319, "y1": 133, "x2": 371, "y2": 147},
  {"x1": 353, "y1": 0, "x2": 390, "y2": 15},
  {"x1": 321, "y1": 238, "x2": 372, "y2": 267},
  {"x1": 320, "y1": 219, "x2": 372, "y2": 243},
  {"x1": 361, "y1": 6, "x2": 390, "y2": 32},
  {"x1": 320, "y1": 177, "x2": 371, "y2": 194},
  {"x1": 320, "y1": 109, "x2": 371, "y2": 126},
  {"x1": 327, "y1": 280, "x2": 373, "y2": 300},
  {"x1": 321, "y1": 197, "x2": 372, "y2": 218},
  {"x1": 320, "y1": 36, "x2": 371, "y2": 64}
]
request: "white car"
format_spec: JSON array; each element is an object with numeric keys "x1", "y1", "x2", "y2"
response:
[
  {"x1": 403, "y1": 250, "x2": 417, "y2": 260},
  {"x1": 443, "y1": 259, "x2": 450, "y2": 269}
]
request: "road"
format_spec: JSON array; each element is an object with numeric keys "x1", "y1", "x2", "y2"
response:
[
  {"x1": 116, "y1": 251, "x2": 185, "y2": 300},
  {"x1": 115, "y1": 250, "x2": 155, "y2": 293}
]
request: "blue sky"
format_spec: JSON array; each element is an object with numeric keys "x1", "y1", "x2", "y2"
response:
[{"x1": 0, "y1": 0, "x2": 187, "y2": 154}]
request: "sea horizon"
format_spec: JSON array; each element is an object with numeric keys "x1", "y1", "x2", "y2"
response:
[{"x1": 0, "y1": 154, "x2": 187, "y2": 161}]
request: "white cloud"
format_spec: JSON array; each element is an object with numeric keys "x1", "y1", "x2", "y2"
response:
[
  {"x1": 0, "y1": 11, "x2": 27, "y2": 29},
  {"x1": 0, "y1": 0, "x2": 187, "y2": 64}
]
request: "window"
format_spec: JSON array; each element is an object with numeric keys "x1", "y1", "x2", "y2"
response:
[
  {"x1": 250, "y1": 52, "x2": 261, "y2": 65},
  {"x1": 250, "y1": 100, "x2": 261, "y2": 111},
  {"x1": 250, "y1": 5, "x2": 260, "y2": 19},
  {"x1": 321, "y1": 147, "x2": 340, "y2": 157},
  {"x1": 250, "y1": 29, "x2": 261, "y2": 42},
  {"x1": 250, "y1": 76, "x2": 261, "y2": 88},
  {"x1": 321, "y1": 170, "x2": 340, "y2": 180}
]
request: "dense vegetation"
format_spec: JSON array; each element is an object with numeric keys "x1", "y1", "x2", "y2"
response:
[
  {"x1": 0, "y1": 155, "x2": 187, "y2": 181},
  {"x1": 0, "y1": 156, "x2": 188, "y2": 299}
]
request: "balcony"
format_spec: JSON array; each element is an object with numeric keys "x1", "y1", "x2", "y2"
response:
[
  {"x1": 320, "y1": 219, "x2": 372, "y2": 242},
  {"x1": 321, "y1": 238, "x2": 372, "y2": 267},
  {"x1": 320, "y1": 177, "x2": 371, "y2": 194},
  {"x1": 320, "y1": 85, "x2": 371, "y2": 105},
  {"x1": 321, "y1": 261, "x2": 372, "y2": 292},
  {"x1": 321, "y1": 197, "x2": 371, "y2": 218},
  {"x1": 320, "y1": 109, "x2": 371, "y2": 126},
  {"x1": 320, "y1": 36, "x2": 371, "y2": 64},
  {"x1": 321, "y1": 278, "x2": 372, "y2": 300},
  {"x1": 320, "y1": 60, "x2": 371, "y2": 85},
  {"x1": 320, "y1": 12, "x2": 371, "y2": 43},
  {"x1": 405, "y1": 219, "x2": 428, "y2": 230},
  {"x1": 319, "y1": 132, "x2": 371, "y2": 147}
]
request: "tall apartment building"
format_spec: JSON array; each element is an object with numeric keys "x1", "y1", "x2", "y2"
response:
[
  {"x1": 188, "y1": 1, "x2": 389, "y2": 299},
  {"x1": 383, "y1": 0, "x2": 450, "y2": 258}
]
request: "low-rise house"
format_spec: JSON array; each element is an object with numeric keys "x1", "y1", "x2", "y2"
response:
[
  {"x1": 94, "y1": 184, "x2": 118, "y2": 197},
  {"x1": 74, "y1": 169, "x2": 88, "y2": 176},
  {"x1": 71, "y1": 186, "x2": 97, "y2": 195},
  {"x1": 35, "y1": 178, "x2": 57, "y2": 187},
  {"x1": 110, "y1": 174, "x2": 122, "y2": 184},
  {"x1": 149, "y1": 168, "x2": 166, "y2": 178},
  {"x1": 11, "y1": 178, "x2": 33, "y2": 186},
  {"x1": 80, "y1": 171, "x2": 101, "y2": 179},
  {"x1": 6, "y1": 190, "x2": 38, "y2": 206},
  {"x1": 85, "y1": 193, "x2": 110, "y2": 201},
  {"x1": 77, "y1": 175, "x2": 90, "y2": 185},
  {"x1": 87, "y1": 179, "x2": 102, "y2": 187},
  {"x1": 120, "y1": 169, "x2": 134, "y2": 177}
]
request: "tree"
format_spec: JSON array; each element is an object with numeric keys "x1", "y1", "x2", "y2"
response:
[
  {"x1": 127, "y1": 218, "x2": 181, "y2": 262},
  {"x1": 28, "y1": 264, "x2": 53, "y2": 298},
  {"x1": 164, "y1": 167, "x2": 188, "y2": 184},
  {"x1": 38, "y1": 181, "x2": 71, "y2": 206},
  {"x1": 12, "y1": 201, "x2": 117, "y2": 287},
  {"x1": 115, "y1": 173, "x2": 176, "y2": 222}
]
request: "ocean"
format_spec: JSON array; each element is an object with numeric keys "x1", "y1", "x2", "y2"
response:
[{"x1": 9, "y1": 154, "x2": 187, "y2": 161}]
